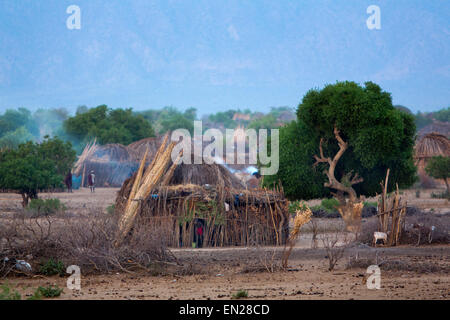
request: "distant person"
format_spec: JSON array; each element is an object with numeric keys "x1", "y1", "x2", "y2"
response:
[
  {"x1": 64, "y1": 170, "x2": 73, "y2": 193},
  {"x1": 88, "y1": 170, "x2": 96, "y2": 193}
]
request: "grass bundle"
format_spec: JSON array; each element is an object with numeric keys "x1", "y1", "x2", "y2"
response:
[
  {"x1": 281, "y1": 204, "x2": 312, "y2": 268},
  {"x1": 115, "y1": 134, "x2": 175, "y2": 246}
]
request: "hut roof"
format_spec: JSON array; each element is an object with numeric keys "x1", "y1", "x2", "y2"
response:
[
  {"x1": 93, "y1": 144, "x2": 136, "y2": 162},
  {"x1": 127, "y1": 136, "x2": 164, "y2": 161},
  {"x1": 168, "y1": 161, "x2": 244, "y2": 189},
  {"x1": 414, "y1": 133, "x2": 450, "y2": 160}
]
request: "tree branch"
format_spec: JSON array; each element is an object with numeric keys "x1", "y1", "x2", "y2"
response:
[{"x1": 313, "y1": 125, "x2": 363, "y2": 204}]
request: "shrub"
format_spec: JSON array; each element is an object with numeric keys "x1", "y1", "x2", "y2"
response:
[
  {"x1": 106, "y1": 204, "x2": 115, "y2": 215},
  {"x1": 321, "y1": 198, "x2": 340, "y2": 213},
  {"x1": 232, "y1": 290, "x2": 248, "y2": 299},
  {"x1": 0, "y1": 283, "x2": 21, "y2": 300},
  {"x1": 39, "y1": 258, "x2": 65, "y2": 276},
  {"x1": 288, "y1": 200, "x2": 309, "y2": 216},
  {"x1": 322, "y1": 230, "x2": 350, "y2": 271},
  {"x1": 36, "y1": 285, "x2": 63, "y2": 298},
  {"x1": 363, "y1": 201, "x2": 377, "y2": 208},
  {"x1": 27, "y1": 198, "x2": 66, "y2": 217},
  {"x1": 0, "y1": 209, "x2": 174, "y2": 275},
  {"x1": 27, "y1": 288, "x2": 43, "y2": 300}
]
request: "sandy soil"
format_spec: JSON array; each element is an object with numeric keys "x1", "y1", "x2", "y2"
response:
[
  {"x1": 0, "y1": 188, "x2": 118, "y2": 214},
  {"x1": 1, "y1": 187, "x2": 448, "y2": 215},
  {"x1": 4, "y1": 246, "x2": 449, "y2": 300},
  {"x1": 1, "y1": 188, "x2": 449, "y2": 300}
]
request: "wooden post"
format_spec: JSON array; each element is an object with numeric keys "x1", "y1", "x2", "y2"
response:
[{"x1": 81, "y1": 164, "x2": 86, "y2": 188}]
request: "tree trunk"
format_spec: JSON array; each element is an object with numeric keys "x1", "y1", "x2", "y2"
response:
[
  {"x1": 314, "y1": 125, "x2": 364, "y2": 231},
  {"x1": 337, "y1": 202, "x2": 363, "y2": 233}
]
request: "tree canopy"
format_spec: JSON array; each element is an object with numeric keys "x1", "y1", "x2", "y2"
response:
[
  {"x1": 263, "y1": 81, "x2": 417, "y2": 200},
  {"x1": 138, "y1": 106, "x2": 197, "y2": 134},
  {"x1": 0, "y1": 137, "x2": 76, "y2": 206},
  {"x1": 64, "y1": 105, "x2": 155, "y2": 145}
]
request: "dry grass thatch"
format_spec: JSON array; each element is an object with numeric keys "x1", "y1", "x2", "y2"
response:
[
  {"x1": 93, "y1": 143, "x2": 137, "y2": 162},
  {"x1": 169, "y1": 161, "x2": 244, "y2": 189},
  {"x1": 127, "y1": 136, "x2": 164, "y2": 162},
  {"x1": 414, "y1": 133, "x2": 450, "y2": 162}
]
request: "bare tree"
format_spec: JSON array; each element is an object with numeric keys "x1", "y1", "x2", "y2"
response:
[
  {"x1": 321, "y1": 231, "x2": 350, "y2": 271},
  {"x1": 314, "y1": 125, "x2": 364, "y2": 232}
]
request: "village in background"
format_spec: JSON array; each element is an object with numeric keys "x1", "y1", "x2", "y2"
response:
[{"x1": 0, "y1": 100, "x2": 449, "y2": 300}]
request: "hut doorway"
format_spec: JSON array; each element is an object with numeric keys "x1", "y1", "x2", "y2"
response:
[{"x1": 178, "y1": 218, "x2": 206, "y2": 248}]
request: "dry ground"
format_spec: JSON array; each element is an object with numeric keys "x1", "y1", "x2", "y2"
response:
[
  {"x1": 3, "y1": 246, "x2": 449, "y2": 300},
  {"x1": 1, "y1": 188, "x2": 449, "y2": 300}
]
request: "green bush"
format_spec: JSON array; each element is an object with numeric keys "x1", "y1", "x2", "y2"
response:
[
  {"x1": 320, "y1": 198, "x2": 340, "y2": 213},
  {"x1": 363, "y1": 201, "x2": 377, "y2": 208},
  {"x1": 288, "y1": 200, "x2": 309, "y2": 216},
  {"x1": 232, "y1": 290, "x2": 248, "y2": 299},
  {"x1": 35, "y1": 285, "x2": 63, "y2": 298},
  {"x1": 0, "y1": 283, "x2": 21, "y2": 300},
  {"x1": 39, "y1": 258, "x2": 65, "y2": 276},
  {"x1": 27, "y1": 198, "x2": 66, "y2": 216},
  {"x1": 106, "y1": 204, "x2": 115, "y2": 215},
  {"x1": 27, "y1": 288, "x2": 43, "y2": 300}
]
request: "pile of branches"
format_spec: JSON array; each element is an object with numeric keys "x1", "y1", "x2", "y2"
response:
[{"x1": 0, "y1": 211, "x2": 175, "y2": 276}]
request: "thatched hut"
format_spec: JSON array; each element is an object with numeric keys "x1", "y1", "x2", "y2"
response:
[
  {"x1": 73, "y1": 142, "x2": 139, "y2": 187},
  {"x1": 414, "y1": 133, "x2": 450, "y2": 187},
  {"x1": 73, "y1": 137, "x2": 167, "y2": 188},
  {"x1": 115, "y1": 143, "x2": 289, "y2": 248}
]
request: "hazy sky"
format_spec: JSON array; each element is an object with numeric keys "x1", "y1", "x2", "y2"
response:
[{"x1": 0, "y1": 0, "x2": 448, "y2": 115}]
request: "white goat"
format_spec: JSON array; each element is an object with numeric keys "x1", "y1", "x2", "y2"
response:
[{"x1": 373, "y1": 232, "x2": 388, "y2": 246}]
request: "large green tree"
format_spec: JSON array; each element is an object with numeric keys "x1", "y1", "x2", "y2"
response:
[
  {"x1": 64, "y1": 105, "x2": 155, "y2": 145},
  {"x1": 0, "y1": 137, "x2": 76, "y2": 206},
  {"x1": 263, "y1": 81, "x2": 417, "y2": 200}
]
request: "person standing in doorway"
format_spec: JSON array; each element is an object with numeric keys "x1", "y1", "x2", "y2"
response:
[
  {"x1": 88, "y1": 170, "x2": 96, "y2": 193},
  {"x1": 195, "y1": 221, "x2": 204, "y2": 248}
]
